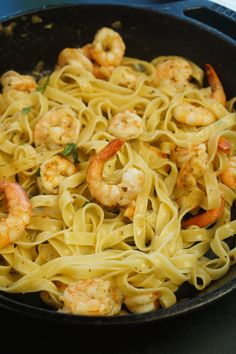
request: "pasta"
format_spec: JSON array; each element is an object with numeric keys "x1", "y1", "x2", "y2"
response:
[{"x1": 0, "y1": 26, "x2": 235, "y2": 316}]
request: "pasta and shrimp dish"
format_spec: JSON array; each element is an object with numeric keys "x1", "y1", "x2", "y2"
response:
[{"x1": 0, "y1": 27, "x2": 235, "y2": 316}]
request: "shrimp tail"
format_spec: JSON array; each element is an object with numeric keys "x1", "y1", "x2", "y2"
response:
[
  {"x1": 98, "y1": 138, "x2": 125, "y2": 162},
  {"x1": 205, "y1": 63, "x2": 226, "y2": 107},
  {"x1": 0, "y1": 181, "x2": 32, "y2": 249},
  {"x1": 182, "y1": 198, "x2": 224, "y2": 228},
  {"x1": 218, "y1": 137, "x2": 231, "y2": 155}
]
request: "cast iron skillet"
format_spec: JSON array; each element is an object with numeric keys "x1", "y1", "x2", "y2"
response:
[{"x1": 0, "y1": 0, "x2": 235, "y2": 326}]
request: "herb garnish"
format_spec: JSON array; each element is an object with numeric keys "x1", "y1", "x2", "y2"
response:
[
  {"x1": 63, "y1": 143, "x2": 79, "y2": 164},
  {"x1": 36, "y1": 75, "x2": 50, "y2": 93},
  {"x1": 22, "y1": 106, "x2": 31, "y2": 114}
]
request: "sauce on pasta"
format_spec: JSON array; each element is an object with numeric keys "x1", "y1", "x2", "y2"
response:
[{"x1": 0, "y1": 27, "x2": 235, "y2": 316}]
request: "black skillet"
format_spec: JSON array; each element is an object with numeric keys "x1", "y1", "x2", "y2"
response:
[{"x1": 0, "y1": 0, "x2": 235, "y2": 326}]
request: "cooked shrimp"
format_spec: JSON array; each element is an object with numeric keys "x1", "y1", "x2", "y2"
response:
[
  {"x1": 172, "y1": 143, "x2": 206, "y2": 168},
  {"x1": 171, "y1": 64, "x2": 226, "y2": 127},
  {"x1": 118, "y1": 70, "x2": 137, "y2": 89},
  {"x1": 112, "y1": 67, "x2": 137, "y2": 89},
  {"x1": 172, "y1": 102, "x2": 216, "y2": 126},
  {"x1": 60, "y1": 278, "x2": 122, "y2": 316},
  {"x1": 1, "y1": 70, "x2": 36, "y2": 93},
  {"x1": 83, "y1": 42, "x2": 119, "y2": 80},
  {"x1": 218, "y1": 137, "x2": 231, "y2": 155},
  {"x1": 205, "y1": 63, "x2": 226, "y2": 107},
  {"x1": 220, "y1": 156, "x2": 236, "y2": 189},
  {"x1": 119, "y1": 167, "x2": 145, "y2": 206},
  {"x1": 176, "y1": 144, "x2": 208, "y2": 189},
  {"x1": 182, "y1": 198, "x2": 225, "y2": 228},
  {"x1": 33, "y1": 106, "x2": 80, "y2": 150},
  {"x1": 0, "y1": 181, "x2": 32, "y2": 249},
  {"x1": 92, "y1": 64, "x2": 114, "y2": 80},
  {"x1": 172, "y1": 139, "x2": 230, "y2": 170},
  {"x1": 87, "y1": 138, "x2": 145, "y2": 208},
  {"x1": 57, "y1": 48, "x2": 93, "y2": 72},
  {"x1": 90, "y1": 27, "x2": 125, "y2": 67},
  {"x1": 108, "y1": 110, "x2": 144, "y2": 140},
  {"x1": 38, "y1": 155, "x2": 77, "y2": 194},
  {"x1": 171, "y1": 146, "x2": 191, "y2": 168},
  {"x1": 82, "y1": 43, "x2": 93, "y2": 60},
  {"x1": 82, "y1": 44, "x2": 112, "y2": 79},
  {"x1": 155, "y1": 57, "x2": 193, "y2": 88},
  {"x1": 87, "y1": 138, "x2": 124, "y2": 207},
  {"x1": 124, "y1": 292, "x2": 160, "y2": 314}
]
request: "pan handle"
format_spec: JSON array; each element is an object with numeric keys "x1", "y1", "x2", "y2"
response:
[{"x1": 152, "y1": 0, "x2": 236, "y2": 44}]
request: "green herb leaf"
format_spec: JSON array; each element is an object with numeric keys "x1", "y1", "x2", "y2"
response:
[
  {"x1": 63, "y1": 143, "x2": 76, "y2": 156},
  {"x1": 22, "y1": 106, "x2": 31, "y2": 114},
  {"x1": 71, "y1": 148, "x2": 79, "y2": 164},
  {"x1": 63, "y1": 143, "x2": 79, "y2": 164},
  {"x1": 36, "y1": 75, "x2": 50, "y2": 93}
]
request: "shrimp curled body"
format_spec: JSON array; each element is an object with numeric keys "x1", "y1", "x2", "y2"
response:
[
  {"x1": 33, "y1": 106, "x2": 81, "y2": 150},
  {"x1": 1, "y1": 70, "x2": 36, "y2": 93},
  {"x1": 60, "y1": 278, "x2": 122, "y2": 316},
  {"x1": 220, "y1": 156, "x2": 236, "y2": 189},
  {"x1": 87, "y1": 138, "x2": 145, "y2": 208},
  {"x1": 174, "y1": 144, "x2": 208, "y2": 190},
  {"x1": 108, "y1": 110, "x2": 144, "y2": 140},
  {"x1": 205, "y1": 63, "x2": 226, "y2": 107},
  {"x1": 182, "y1": 198, "x2": 225, "y2": 228},
  {"x1": 172, "y1": 63, "x2": 226, "y2": 127},
  {"x1": 155, "y1": 57, "x2": 193, "y2": 89},
  {"x1": 38, "y1": 155, "x2": 77, "y2": 194},
  {"x1": 0, "y1": 181, "x2": 32, "y2": 249},
  {"x1": 172, "y1": 103, "x2": 216, "y2": 127},
  {"x1": 91, "y1": 27, "x2": 125, "y2": 67},
  {"x1": 57, "y1": 48, "x2": 93, "y2": 72}
]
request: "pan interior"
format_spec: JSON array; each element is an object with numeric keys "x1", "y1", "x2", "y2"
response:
[{"x1": 0, "y1": 4, "x2": 235, "y2": 323}]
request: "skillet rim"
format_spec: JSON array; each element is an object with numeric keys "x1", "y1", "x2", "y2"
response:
[{"x1": 0, "y1": 275, "x2": 235, "y2": 326}]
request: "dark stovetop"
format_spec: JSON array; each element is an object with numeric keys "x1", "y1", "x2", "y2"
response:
[{"x1": 0, "y1": 1, "x2": 235, "y2": 353}]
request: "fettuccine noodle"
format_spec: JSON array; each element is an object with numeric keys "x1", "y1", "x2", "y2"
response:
[{"x1": 0, "y1": 27, "x2": 235, "y2": 316}]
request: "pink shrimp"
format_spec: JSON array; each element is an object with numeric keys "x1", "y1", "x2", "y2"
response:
[
  {"x1": 87, "y1": 138, "x2": 145, "y2": 208},
  {"x1": 217, "y1": 137, "x2": 231, "y2": 155},
  {"x1": 0, "y1": 181, "x2": 32, "y2": 249},
  {"x1": 220, "y1": 156, "x2": 236, "y2": 189},
  {"x1": 205, "y1": 63, "x2": 226, "y2": 107},
  {"x1": 182, "y1": 198, "x2": 224, "y2": 228}
]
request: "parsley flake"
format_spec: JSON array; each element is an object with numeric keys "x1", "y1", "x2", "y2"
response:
[
  {"x1": 63, "y1": 143, "x2": 79, "y2": 164},
  {"x1": 36, "y1": 75, "x2": 50, "y2": 93},
  {"x1": 22, "y1": 106, "x2": 31, "y2": 114}
]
